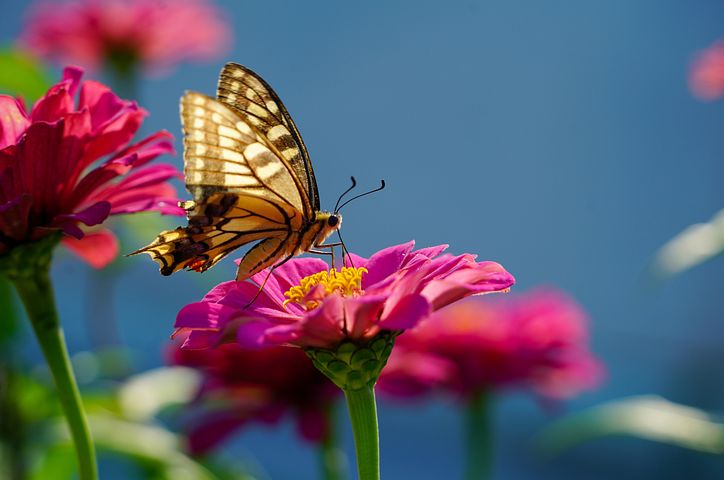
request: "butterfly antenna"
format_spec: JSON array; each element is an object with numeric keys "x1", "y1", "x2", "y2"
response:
[
  {"x1": 336, "y1": 180, "x2": 385, "y2": 212},
  {"x1": 334, "y1": 176, "x2": 357, "y2": 213}
]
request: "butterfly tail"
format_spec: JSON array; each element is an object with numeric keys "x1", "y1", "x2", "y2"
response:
[{"x1": 130, "y1": 226, "x2": 216, "y2": 275}]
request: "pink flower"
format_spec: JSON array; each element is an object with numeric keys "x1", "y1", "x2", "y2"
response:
[
  {"x1": 21, "y1": 0, "x2": 230, "y2": 75},
  {"x1": 377, "y1": 288, "x2": 604, "y2": 400},
  {"x1": 689, "y1": 41, "x2": 724, "y2": 101},
  {"x1": 175, "y1": 241, "x2": 516, "y2": 351},
  {"x1": 170, "y1": 340, "x2": 339, "y2": 455},
  {"x1": 0, "y1": 66, "x2": 183, "y2": 267}
]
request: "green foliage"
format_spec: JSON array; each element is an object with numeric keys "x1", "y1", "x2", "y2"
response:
[
  {"x1": 0, "y1": 358, "x2": 257, "y2": 479},
  {"x1": 0, "y1": 47, "x2": 51, "y2": 102}
]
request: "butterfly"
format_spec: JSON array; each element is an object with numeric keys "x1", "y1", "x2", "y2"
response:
[{"x1": 132, "y1": 63, "x2": 347, "y2": 282}]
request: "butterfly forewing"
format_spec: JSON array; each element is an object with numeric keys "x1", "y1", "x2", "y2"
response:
[
  {"x1": 217, "y1": 63, "x2": 319, "y2": 214},
  {"x1": 181, "y1": 92, "x2": 306, "y2": 214}
]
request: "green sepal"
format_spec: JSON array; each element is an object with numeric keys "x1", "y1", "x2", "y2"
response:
[
  {"x1": 305, "y1": 331, "x2": 396, "y2": 391},
  {"x1": 0, "y1": 233, "x2": 61, "y2": 280}
]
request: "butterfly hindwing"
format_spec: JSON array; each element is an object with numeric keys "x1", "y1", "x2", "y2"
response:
[
  {"x1": 217, "y1": 63, "x2": 319, "y2": 214},
  {"x1": 134, "y1": 192, "x2": 299, "y2": 276}
]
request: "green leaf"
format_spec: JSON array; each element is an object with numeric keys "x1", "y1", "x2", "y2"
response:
[
  {"x1": 30, "y1": 444, "x2": 77, "y2": 480},
  {"x1": 0, "y1": 276, "x2": 19, "y2": 346},
  {"x1": 538, "y1": 395, "x2": 724, "y2": 456},
  {"x1": 0, "y1": 47, "x2": 51, "y2": 102}
]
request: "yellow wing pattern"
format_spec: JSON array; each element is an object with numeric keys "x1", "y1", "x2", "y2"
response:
[{"x1": 132, "y1": 63, "x2": 337, "y2": 281}]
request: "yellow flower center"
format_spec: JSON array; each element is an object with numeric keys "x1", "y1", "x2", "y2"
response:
[{"x1": 283, "y1": 267, "x2": 368, "y2": 310}]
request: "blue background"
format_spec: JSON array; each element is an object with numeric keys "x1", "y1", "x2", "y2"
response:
[{"x1": 3, "y1": 0, "x2": 724, "y2": 478}]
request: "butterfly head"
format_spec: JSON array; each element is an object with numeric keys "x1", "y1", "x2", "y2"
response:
[{"x1": 316, "y1": 211, "x2": 343, "y2": 239}]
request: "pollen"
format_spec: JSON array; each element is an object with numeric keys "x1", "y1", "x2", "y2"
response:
[{"x1": 283, "y1": 267, "x2": 368, "y2": 310}]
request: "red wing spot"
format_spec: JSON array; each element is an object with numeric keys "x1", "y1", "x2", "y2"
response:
[{"x1": 188, "y1": 259, "x2": 207, "y2": 272}]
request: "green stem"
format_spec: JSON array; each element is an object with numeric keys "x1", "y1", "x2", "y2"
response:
[
  {"x1": 319, "y1": 403, "x2": 347, "y2": 480},
  {"x1": 464, "y1": 391, "x2": 493, "y2": 480},
  {"x1": 344, "y1": 386, "x2": 379, "y2": 480},
  {"x1": 11, "y1": 267, "x2": 98, "y2": 480}
]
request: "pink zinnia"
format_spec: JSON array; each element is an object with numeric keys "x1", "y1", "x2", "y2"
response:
[
  {"x1": 171, "y1": 340, "x2": 339, "y2": 456},
  {"x1": 174, "y1": 241, "x2": 516, "y2": 352},
  {"x1": 21, "y1": 0, "x2": 230, "y2": 75},
  {"x1": 377, "y1": 288, "x2": 604, "y2": 400},
  {"x1": 689, "y1": 40, "x2": 724, "y2": 101},
  {"x1": 0, "y1": 66, "x2": 183, "y2": 267}
]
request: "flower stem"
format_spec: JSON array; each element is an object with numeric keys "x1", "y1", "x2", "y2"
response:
[
  {"x1": 344, "y1": 386, "x2": 379, "y2": 480},
  {"x1": 11, "y1": 267, "x2": 98, "y2": 480},
  {"x1": 319, "y1": 403, "x2": 347, "y2": 480},
  {"x1": 465, "y1": 391, "x2": 493, "y2": 480}
]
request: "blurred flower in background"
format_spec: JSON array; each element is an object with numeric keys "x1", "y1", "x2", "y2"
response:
[
  {"x1": 170, "y1": 340, "x2": 339, "y2": 456},
  {"x1": 20, "y1": 0, "x2": 231, "y2": 78},
  {"x1": 376, "y1": 288, "x2": 603, "y2": 479},
  {"x1": 689, "y1": 40, "x2": 724, "y2": 101},
  {"x1": 378, "y1": 288, "x2": 604, "y2": 401},
  {"x1": 0, "y1": 66, "x2": 183, "y2": 268}
]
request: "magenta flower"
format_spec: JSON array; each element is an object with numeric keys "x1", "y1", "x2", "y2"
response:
[
  {"x1": 174, "y1": 241, "x2": 516, "y2": 351},
  {"x1": 689, "y1": 40, "x2": 724, "y2": 101},
  {"x1": 377, "y1": 288, "x2": 604, "y2": 401},
  {"x1": 21, "y1": 0, "x2": 231, "y2": 75},
  {"x1": 0, "y1": 66, "x2": 183, "y2": 267},
  {"x1": 170, "y1": 339, "x2": 339, "y2": 455}
]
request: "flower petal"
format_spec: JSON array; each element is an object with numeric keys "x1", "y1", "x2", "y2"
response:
[
  {"x1": 61, "y1": 228, "x2": 119, "y2": 268},
  {"x1": 52, "y1": 201, "x2": 111, "y2": 238},
  {"x1": 362, "y1": 240, "x2": 415, "y2": 288},
  {"x1": 379, "y1": 294, "x2": 431, "y2": 330},
  {"x1": 0, "y1": 96, "x2": 30, "y2": 149}
]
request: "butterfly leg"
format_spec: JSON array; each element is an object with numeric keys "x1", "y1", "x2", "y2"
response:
[
  {"x1": 309, "y1": 242, "x2": 342, "y2": 269},
  {"x1": 243, "y1": 253, "x2": 298, "y2": 309}
]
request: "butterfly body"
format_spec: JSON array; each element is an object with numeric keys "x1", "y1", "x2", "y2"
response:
[{"x1": 132, "y1": 63, "x2": 341, "y2": 281}]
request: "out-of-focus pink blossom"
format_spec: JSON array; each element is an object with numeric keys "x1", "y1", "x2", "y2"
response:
[
  {"x1": 174, "y1": 241, "x2": 516, "y2": 351},
  {"x1": 689, "y1": 41, "x2": 724, "y2": 101},
  {"x1": 21, "y1": 0, "x2": 231, "y2": 75},
  {"x1": 0, "y1": 66, "x2": 183, "y2": 267},
  {"x1": 170, "y1": 340, "x2": 339, "y2": 456},
  {"x1": 377, "y1": 289, "x2": 604, "y2": 401}
]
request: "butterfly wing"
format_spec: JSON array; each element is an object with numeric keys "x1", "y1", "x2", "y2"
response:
[
  {"x1": 132, "y1": 92, "x2": 310, "y2": 277},
  {"x1": 216, "y1": 62, "x2": 320, "y2": 215}
]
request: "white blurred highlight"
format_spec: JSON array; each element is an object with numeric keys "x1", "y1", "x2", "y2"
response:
[{"x1": 654, "y1": 209, "x2": 724, "y2": 277}]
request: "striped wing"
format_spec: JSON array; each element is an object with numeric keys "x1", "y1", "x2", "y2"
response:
[
  {"x1": 132, "y1": 92, "x2": 312, "y2": 277},
  {"x1": 217, "y1": 63, "x2": 319, "y2": 215},
  {"x1": 182, "y1": 92, "x2": 308, "y2": 216},
  {"x1": 132, "y1": 192, "x2": 299, "y2": 277}
]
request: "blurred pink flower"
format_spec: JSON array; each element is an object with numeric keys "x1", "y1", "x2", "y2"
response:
[
  {"x1": 21, "y1": 0, "x2": 231, "y2": 75},
  {"x1": 170, "y1": 340, "x2": 339, "y2": 455},
  {"x1": 174, "y1": 241, "x2": 516, "y2": 351},
  {"x1": 377, "y1": 289, "x2": 604, "y2": 400},
  {"x1": 0, "y1": 66, "x2": 183, "y2": 267},
  {"x1": 689, "y1": 41, "x2": 724, "y2": 101}
]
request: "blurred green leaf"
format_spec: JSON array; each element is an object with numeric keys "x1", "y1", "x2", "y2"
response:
[
  {"x1": 651, "y1": 208, "x2": 724, "y2": 279},
  {"x1": 0, "y1": 276, "x2": 19, "y2": 346},
  {"x1": 538, "y1": 395, "x2": 724, "y2": 456},
  {"x1": 29, "y1": 444, "x2": 77, "y2": 480},
  {"x1": 0, "y1": 47, "x2": 51, "y2": 102},
  {"x1": 46, "y1": 414, "x2": 224, "y2": 480}
]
